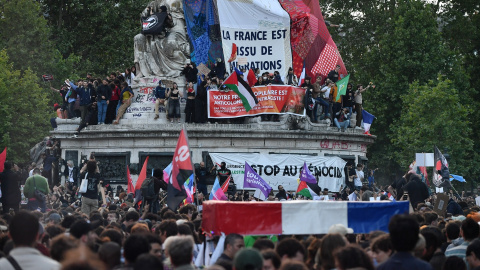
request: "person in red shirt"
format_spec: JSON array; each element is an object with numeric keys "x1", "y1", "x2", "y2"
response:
[{"x1": 106, "y1": 80, "x2": 121, "y2": 124}]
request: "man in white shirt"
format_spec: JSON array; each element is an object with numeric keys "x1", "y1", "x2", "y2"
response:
[
  {"x1": 0, "y1": 211, "x2": 60, "y2": 270},
  {"x1": 28, "y1": 162, "x2": 36, "y2": 177},
  {"x1": 354, "y1": 164, "x2": 364, "y2": 191},
  {"x1": 64, "y1": 160, "x2": 79, "y2": 192}
]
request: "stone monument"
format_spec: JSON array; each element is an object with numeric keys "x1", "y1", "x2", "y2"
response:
[{"x1": 50, "y1": 1, "x2": 376, "y2": 189}]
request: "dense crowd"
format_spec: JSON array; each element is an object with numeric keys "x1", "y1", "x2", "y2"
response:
[
  {"x1": 49, "y1": 60, "x2": 373, "y2": 134},
  {"x1": 1, "y1": 153, "x2": 480, "y2": 270}
]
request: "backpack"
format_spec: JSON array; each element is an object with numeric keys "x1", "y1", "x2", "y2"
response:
[{"x1": 141, "y1": 177, "x2": 156, "y2": 200}]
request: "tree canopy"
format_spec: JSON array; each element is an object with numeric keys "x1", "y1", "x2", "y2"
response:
[
  {"x1": 323, "y1": 0, "x2": 480, "y2": 184},
  {"x1": 0, "y1": 51, "x2": 52, "y2": 163}
]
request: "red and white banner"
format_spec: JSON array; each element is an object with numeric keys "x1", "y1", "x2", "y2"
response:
[
  {"x1": 208, "y1": 85, "x2": 305, "y2": 118},
  {"x1": 202, "y1": 201, "x2": 410, "y2": 235}
]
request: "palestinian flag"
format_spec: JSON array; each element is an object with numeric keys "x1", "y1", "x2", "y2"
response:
[
  {"x1": 223, "y1": 72, "x2": 259, "y2": 112},
  {"x1": 296, "y1": 180, "x2": 321, "y2": 199}
]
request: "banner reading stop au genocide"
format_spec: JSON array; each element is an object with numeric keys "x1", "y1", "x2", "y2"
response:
[
  {"x1": 217, "y1": 0, "x2": 293, "y2": 76},
  {"x1": 208, "y1": 85, "x2": 305, "y2": 118},
  {"x1": 209, "y1": 153, "x2": 347, "y2": 192}
]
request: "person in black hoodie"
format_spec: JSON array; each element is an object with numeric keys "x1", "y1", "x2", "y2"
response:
[
  {"x1": 73, "y1": 102, "x2": 98, "y2": 137},
  {"x1": 96, "y1": 79, "x2": 112, "y2": 124},
  {"x1": 275, "y1": 185, "x2": 288, "y2": 200},
  {"x1": 194, "y1": 76, "x2": 209, "y2": 123},
  {"x1": 301, "y1": 77, "x2": 315, "y2": 122},
  {"x1": 402, "y1": 173, "x2": 429, "y2": 209},
  {"x1": 181, "y1": 62, "x2": 198, "y2": 86},
  {"x1": 0, "y1": 162, "x2": 21, "y2": 213},
  {"x1": 209, "y1": 58, "x2": 226, "y2": 80}
]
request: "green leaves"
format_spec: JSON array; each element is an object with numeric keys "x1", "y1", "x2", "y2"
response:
[
  {"x1": 0, "y1": 51, "x2": 51, "y2": 163},
  {"x1": 391, "y1": 77, "x2": 476, "y2": 176},
  {"x1": 323, "y1": 0, "x2": 479, "y2": 183},
  {"x1": 39, "y1": 0, "x2": 150, "y2": 75}
]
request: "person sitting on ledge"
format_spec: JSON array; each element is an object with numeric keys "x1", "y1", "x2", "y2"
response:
[
  {"x1": 334, "y1": 107, "x2": 350, "y2": 132},
  {"x1": 154, "y1": 80, "x2": 166, "y2": 120},
  {"x1": 113, "y1": 82, "x2": 134, "y2": 125}
]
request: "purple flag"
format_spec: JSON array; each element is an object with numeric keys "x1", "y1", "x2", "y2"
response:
[
  {"x1": 300, "y1": 162, "x2": 317, "y2": 183},
  {"x1": 244, "y1": 162, "x2": 272, "y2": 198}
]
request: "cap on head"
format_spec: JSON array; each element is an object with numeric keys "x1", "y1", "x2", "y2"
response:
[{"x1": 328, "y1": 224, "x2": 354, "y2": 235}]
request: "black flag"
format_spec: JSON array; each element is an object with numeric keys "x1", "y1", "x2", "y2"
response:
[
  {"x1": 141, "y1": 12, "x2": 167, "y2": 35},
  {"x1": 433, "y1": 146, "x2": 451, "y2": 188}
]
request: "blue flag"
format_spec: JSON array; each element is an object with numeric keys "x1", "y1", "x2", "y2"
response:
[{"x1": 449, "y1": 174, "x2": 466, "y2": 183}]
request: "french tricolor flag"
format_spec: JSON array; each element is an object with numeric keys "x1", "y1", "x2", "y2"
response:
[
  {"x1": 202, "y1": 201, "x2": 409, "y2": 235},
  {"x1": 362, "y1": 110, "x2": 375, "y2": 135}
]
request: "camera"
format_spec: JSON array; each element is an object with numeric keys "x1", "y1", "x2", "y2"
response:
[{"x1": 402, "y1": 192, "x2": 408, "y2": 200}]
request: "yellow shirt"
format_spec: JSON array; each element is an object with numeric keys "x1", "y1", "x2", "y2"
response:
[{"x1": 122, "y1": 91, "x2": 131, "y2": 101}]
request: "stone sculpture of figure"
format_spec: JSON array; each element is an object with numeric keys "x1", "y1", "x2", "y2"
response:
[{"x1": 134, "y1": 0, "x2": 190, "y2": 78}]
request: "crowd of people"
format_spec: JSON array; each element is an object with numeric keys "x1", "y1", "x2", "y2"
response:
[
  {"x1": 49, "y1": 60, "x2": 374, "y2": 132},
  {"x1": 50, "y1": 68, "x2": 136, "y2": 137},
  {"x1": 1, "y1": 151, "x2": 480, "y2": 270}
]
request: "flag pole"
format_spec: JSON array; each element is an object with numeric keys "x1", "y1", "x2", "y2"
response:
[{"x1": 183, "y1": 124, "x2": 200, "y2": 207}]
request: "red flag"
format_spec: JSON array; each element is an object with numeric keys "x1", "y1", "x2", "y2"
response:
[
  {"x1": 168, "y1": 129, "x2": 193, "y2": 211},
  {"x1": 135, "y1": 156, "x2": 149, "y2": 191},
  {"x1": 127, "y1": 165, "x2": 135, "y2": 194},
  {"x1": 247, "y1": 69, "x2": 257, "y2": 87},
  {"x1": 0, "y1": 147, "x2": 6, "y2": 172},
  {"x1": 221, "y1": 175, "x2": 231, "y2": 193},
  {"x1": 228, "y1": 43, "x2": 237, "y2": 62},
  {"x1": 419, "y1": 166, "x2": 429, "y2": 186}
]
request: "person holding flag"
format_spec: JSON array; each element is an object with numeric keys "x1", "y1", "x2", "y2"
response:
[
  {"x1": 354, "y1": 83, "x2": 375, "y2": 128},
  {"x1": 167, "y1": 129, "x2": 194, "y2": 211},
  {"x1": 331, "y1": 74, "x2": 350, "y2": 119},
  {"x1": 296, "y1": 162, "x2": 321, "y2": 199},
  {"x1": 212, "y1": 162, "x2": 233, "y2": 187},
  {"x1": 313, "y1": 75, "x2": 331, "y2": 122},
  {"x1": 222, "y1": 69, "x2": 258, "y2": 112}
]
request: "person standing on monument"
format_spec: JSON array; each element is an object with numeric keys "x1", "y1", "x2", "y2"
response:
[
  {"x1": 113, "y1": 82, "x2": 134, "y2": 125},
  {"x1": 106, "y1": 80, "x2": 121, "y2": 124},
  {"x1": 185, "y1": 82, "x2": 196, "y2": 123},
  {"x1": 96, "y1": 79, "x2": 111, "y2": 125},
  {"x1": 181, "y1": 62, "x2": 198, "y2": 91},
  {"x1": 354, "y1": 83, "x2": 373, "y2": 128},
  {"x1": 67, "y1": 79, "x2": 94, "y2": 125},
  {"x1": 195, "y1": 76, "x2": 209, "y2": 123},
  {"x1": 328, "y1": 65, "x2": 341, "y2": 83},
  {"x1": 166, "y1": 82, "x2": 183, "y2": 123}
]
